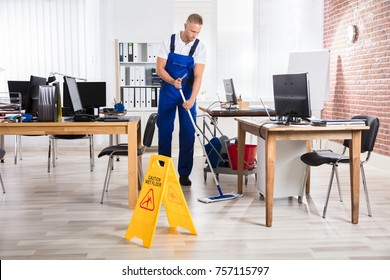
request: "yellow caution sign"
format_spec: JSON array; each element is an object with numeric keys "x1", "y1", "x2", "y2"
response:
[{"x1": 124, "y1": 154, "x2": 197, "y2": 248}]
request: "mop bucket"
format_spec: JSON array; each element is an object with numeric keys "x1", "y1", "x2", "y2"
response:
[{"x1": 227, "y1": 143, "x2": 257, "y2": 170}]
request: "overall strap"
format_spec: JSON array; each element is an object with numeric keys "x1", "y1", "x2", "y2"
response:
[
  {"x1": 170, "y1": 34, "x2": 175, "y2": 53},
  {"x1": 188, "y1": 39, "x2": 200, "y2": 57}
]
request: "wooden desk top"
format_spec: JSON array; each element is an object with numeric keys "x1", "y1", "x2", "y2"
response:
[
  {"x1": 199, "y1": 106, "x2": 275, "y2": 117},
  {"x1": 0, "y1": 117, "x2": 141, "y2": 136},
  {"x1": 235, "y1": 117, "x2": 369, "y2": 140}
]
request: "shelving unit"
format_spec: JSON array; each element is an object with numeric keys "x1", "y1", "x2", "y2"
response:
[
  {"x1": 115, "y1": 39, "x2": 161, "y2": 111},
  {"x1": 115, "y1": 39, "x2": 161, "y2": 146}
]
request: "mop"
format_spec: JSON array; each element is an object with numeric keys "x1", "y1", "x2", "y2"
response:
[{"x1": 178, "y1": 83, "x2": 242, "y2": 203}]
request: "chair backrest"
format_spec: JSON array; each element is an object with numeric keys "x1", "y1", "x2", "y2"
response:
[
  {"x1": 343, "y1": 115, "x2": 380, "y2": 153},
  {"x1": 143, "y1": 113, "x2": 158, "y2": 147},
  {"x1": 0, "y1": 148, "x2": 5, "y2": 159}
]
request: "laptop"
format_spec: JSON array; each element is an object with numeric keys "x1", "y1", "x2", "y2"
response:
[{"x1": 260, "y1": 98, "x2": 277, "y2": 121}]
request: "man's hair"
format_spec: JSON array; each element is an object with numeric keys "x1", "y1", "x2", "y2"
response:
[{"x1": 187, "y1": 13, "x2": 203, "y2": 25}]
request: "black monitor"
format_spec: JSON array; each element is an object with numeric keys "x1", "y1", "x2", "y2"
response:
[
  {"x1": 272, "y1": 73, "x2": 311, "y2": 124},
  {"x1": 63, "y1": 81, "x2": 106, "y2": 110},
  {"x1": 223, "y1": 78, "x2": 238, "y2": 105},
  {"x1": 26, "y1": 75, "x2": 47, "y2": 116},
  {"x1": 7, "y1": 80, "x2": 30, "y2": 109},
  {"x1": 63, "y1": 76, "x2": 84, "y2": 114}
]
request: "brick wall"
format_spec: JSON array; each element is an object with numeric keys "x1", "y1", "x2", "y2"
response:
[{"x1": 323, "y1": 0, "x2": 390, "y2": 156}]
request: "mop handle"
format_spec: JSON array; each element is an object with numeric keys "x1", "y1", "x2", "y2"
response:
[{"x1": 178, "y1": 88, "x2": 222, "y2": 192}]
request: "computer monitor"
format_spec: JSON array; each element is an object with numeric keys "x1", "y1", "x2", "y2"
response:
[
  {"x1": 272, "y1": 73, "x2": 311, "y2": 124},
  {"x1": 26, "y1": 75, "x2": 47, "y2": 116},
  {"x1": 63, "y1": 81, "x2": 106, "y2": 110},
  {"x1": 63, "y1": 76, "x2": 84, "y2": 114},
  {"x1": 223, "y1": 78, "x2": 238, "y2": 105},
  {"x1": 7, "y1": 80, "x2": 30, "y2": 109}
]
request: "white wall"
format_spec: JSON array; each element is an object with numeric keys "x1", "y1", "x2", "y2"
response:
[
  {"x1": 1, "y1": 0, "x2": 324, "y2": 148},
  {"x1": 1, "y1": 0, "x2": 174, "y2": 148},
  {"x1": 101, "y1": 0, "x2": 174, "y2": 108}
]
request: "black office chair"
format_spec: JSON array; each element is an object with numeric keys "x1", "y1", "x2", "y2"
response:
[
  {"x1": 98, "y1": 113, "x2": 158, "y2": 204},
  {"x1": 48, "y1": 134, "x2": 95, "y2": 173},
  {"x1": 0, "y1": 148, "x2": 6, "y2": 193},
  {"x1": 300, "y1": 115, "x2": 380, "y2": 218}
]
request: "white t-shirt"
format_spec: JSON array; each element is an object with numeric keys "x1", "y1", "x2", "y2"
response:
[{"x1": 157, "y1": 32, "x2": 206, "y2": 65}]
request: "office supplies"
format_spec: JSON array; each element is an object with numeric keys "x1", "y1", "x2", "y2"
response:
[
  {"x1": 37, "y1": 85, "x2": 57, "y2": 122},
  {"x1": 7, "y1": 80, "x2": 30, "y2": 110},
  {"x1": 323, "y1": 119, "x2": 366, "y2": 125},
  {"x1": 73, "y1": 114, "x2": 97, "y2": 122},
  {"x1": 311, "y1": 119, "x2": 327, "y2": 126}
]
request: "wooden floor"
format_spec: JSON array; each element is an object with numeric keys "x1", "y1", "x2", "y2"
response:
[{"x1": 0, "y1": 145, "x2": 389, "y2": 260}]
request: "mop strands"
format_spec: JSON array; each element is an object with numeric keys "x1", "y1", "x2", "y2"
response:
[
  {"x1": 179, "y1": 85, "x2": 242, "y2": 203},
  {"x1": 197, "y1": 187, "x2": 243, "y2": 203}
]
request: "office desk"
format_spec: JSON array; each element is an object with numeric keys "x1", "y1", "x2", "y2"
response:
[
  {"x1": 235, "y1": 117, "x2": 369, "y2": 227},
  {"x1": 199, "y1": 106, "x2": 274, "y2": 118},
  {"x1": 198, "y1": 105, "x2": 275, "y2": 140},
  {"x1": 0, "y1": 118, "x2": 141, "y2": 209}
]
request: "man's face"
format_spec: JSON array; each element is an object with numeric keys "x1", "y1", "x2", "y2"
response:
[{"x1": 183, "y1": 22, "x2": 202, "y2": 43}]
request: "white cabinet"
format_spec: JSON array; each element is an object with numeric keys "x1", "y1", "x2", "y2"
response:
[{"x1": 257, "y1": 138, "x2": 307, "y2": 198}]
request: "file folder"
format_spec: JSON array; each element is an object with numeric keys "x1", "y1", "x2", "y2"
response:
[
  {"x1": 133, "y1": 43, "x2": 139, "y2": 62},
  {"x1": 129, "y1": 88, "x2": 135, "y2": 108},
  {"x1": 128, "y1": 42, "x2": 133, "y2": 62},
  {"x1": 120, "y1": 65, "x2": 126, "y2": 86},
  {"x1": 146, "y1": 87, "x2": 152, "y2": 108},
  {"x1": 134, "y1": 88, "x2": 141, "y2": 108},
  {"x1": 119, "y1": 42, "x2": 124, "y2": 62}
]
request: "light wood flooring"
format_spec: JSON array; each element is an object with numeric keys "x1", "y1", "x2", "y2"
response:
[{"x1": 0, "y1": 145, "x2": 389, "y2": 260}]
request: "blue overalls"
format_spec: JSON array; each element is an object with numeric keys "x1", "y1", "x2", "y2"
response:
[{"x1": 157, "y1": 34, "x2": 200, "y2": 177}]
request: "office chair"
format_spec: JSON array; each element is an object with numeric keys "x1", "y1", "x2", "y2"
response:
[
  {"x1": 300, "y1": 115, "x2": 380, "y2": 218},
  {"x1": 98, "y1": 112, "x2": 158, "y2": 204},
  {"x1": 48, "y1": 134, "x2": 94, "y2": 173},
  {"x1": 0, "y1": 148, "x2": 6, "y2": 193}
]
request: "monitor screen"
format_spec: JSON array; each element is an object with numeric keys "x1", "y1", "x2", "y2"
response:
[
  {"x1": 26, "y1": 75, "x2": 47, "y2": 116},
  {"x1": 223, "y1": 78, "x2": 238, "y2": 104},
  {"x1": 63, "y1": 81, "x2": 106, "y2": 109},
  {"x1": 273, "y1": 73, "x2": 311, "y2": 124},
  {"x1": 63, "y1": 76, "x2": 83, "y2": 113},
  {"x1": 7, "y1": 80, "x2": 30, "y2": 109}
]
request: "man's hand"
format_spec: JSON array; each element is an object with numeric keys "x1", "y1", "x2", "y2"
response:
[
  {"x1": 182, "y1": 97, "x2": 196, "y2": 111},
  {"x1": 173, "y1": 77, "x2": 182, "y2": 89}
]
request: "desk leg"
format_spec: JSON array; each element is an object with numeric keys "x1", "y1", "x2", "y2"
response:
[
  {"x1": 265, "y1": 133, "x2": 276, "y2": 227},
  {"x1": 350, "y1": 130, "x2": 362, "y2": 224},
  {"x1": 305, "y1": 140, "x2": 311, "y2": 195},
  {"x1": 127, "y1": 122, "x2": 140, "y2": 209},
  {"x1": 237, "y1": 122, "x2": 246, "y2": 194}
]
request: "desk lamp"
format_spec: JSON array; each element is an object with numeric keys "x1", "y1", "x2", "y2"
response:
[{"x1": 47, "y1": 72, "x2": 87, "y2": 83}]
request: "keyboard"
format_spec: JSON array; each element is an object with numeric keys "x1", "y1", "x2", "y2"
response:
[{"x1": 97, "y1": 116, "x2": 130, "y2": 122}]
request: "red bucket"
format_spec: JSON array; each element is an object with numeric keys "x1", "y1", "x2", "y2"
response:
[{"x1": 227, "y1": 144, "x2": 257, "y2": 170}]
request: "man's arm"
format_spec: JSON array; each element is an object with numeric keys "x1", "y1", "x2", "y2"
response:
[
  {"x1": 183, "y1": 63, "x2": 205, "y2": 110},
  {"x1": 156, "y1": 57, "x2": 183, "y2": 89}
]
